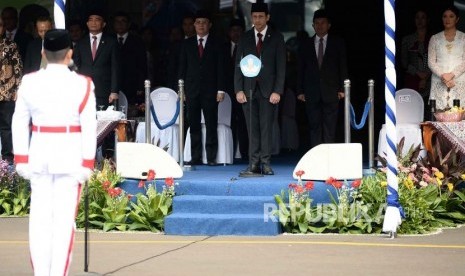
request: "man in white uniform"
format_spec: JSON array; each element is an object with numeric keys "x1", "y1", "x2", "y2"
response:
[{"x1": 12, "y1": 29, "x2": 97, "y2": 276}]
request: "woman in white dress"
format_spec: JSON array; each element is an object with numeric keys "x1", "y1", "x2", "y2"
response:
[{"x1": 428, "y1": 5, "x2": 465, "y2": 110}]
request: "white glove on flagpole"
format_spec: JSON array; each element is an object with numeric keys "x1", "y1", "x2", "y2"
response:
[
  {"x1": 15, "y1": 164, "x2": 32, "y2": 180},
  {"x1": 74, "y1": 167, "x2": 93, "y2": 184}
]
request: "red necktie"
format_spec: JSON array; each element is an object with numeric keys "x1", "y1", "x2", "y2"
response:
[
  {"x1": 92, "y1": 35, "x2": 97, "y2": 60},
  {"x1": 256, "y1": 33, "x2": 263, "y2": 55},
  {"x1": 198, "y1": 38, "x2": 204, "y2": 58}
]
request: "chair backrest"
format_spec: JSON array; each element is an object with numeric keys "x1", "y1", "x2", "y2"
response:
[
  {"x1": 118, "y1": 91, "x2": 128, "y2": 115},
  {"x1": 200, "y1": 93, "x2": 232, "y2": 126},
  {"x1": 395, "y1": 88, "x2": 424, "y2": 124},
  {"x1": 150, "y1": 87, "x2": 179, "y2": 124}
]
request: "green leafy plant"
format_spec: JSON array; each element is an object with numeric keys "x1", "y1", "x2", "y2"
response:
[
  {"x1": 76, "y1": 159, "x2": 128, "y2": 231},
  {"x1": 0, "y1": 161, "x2": 30, "y2": 216},
  {"x1": 274, "y1": 170, "x2": 315, "y2": 233},
  {"x1": 128, "y1": 171, "x2": 177, "y2": 232}
]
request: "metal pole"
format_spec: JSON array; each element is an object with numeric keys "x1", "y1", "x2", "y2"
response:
[
  {"x1": 84, "y1": 182, "x2": 89, "y2": 272},
  {"x1": 344, "y1": 79, "x2": 351, "y2": 143},
  {"x1": 178, "y1": 79, "x2": 185, "y2": 167},
  {"x1": 368, "y1": 79, "x2": 375, "y2": 169},
  {"x1": 144, "y1": 80, "x2": 151, "y2": 144}
]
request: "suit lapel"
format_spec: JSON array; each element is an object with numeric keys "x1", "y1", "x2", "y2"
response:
[{"x1": 94, "y1": 34, "x2": 106, "y2": 61}]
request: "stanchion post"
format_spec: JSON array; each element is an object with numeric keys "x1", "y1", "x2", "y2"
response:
[
  {"x1": 144, "y1": 80, "x2": 151, "y2": 144},
  {"x1": 344, "y1": 79, "x2": 351, "y2": 143},
  {"x1": 178, "y1": 79, "x2": 185, "y2": 167},
  {"x1": 368, "y1": 79, "x2": 375, "y2": 170}
]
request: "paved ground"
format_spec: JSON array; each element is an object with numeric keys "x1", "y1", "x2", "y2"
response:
[{"x1": 1, "y1": 217, "x2": 465, "y2": 276}]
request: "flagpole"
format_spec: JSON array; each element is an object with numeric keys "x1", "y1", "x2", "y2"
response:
[
  {"x1": 382, "y1": 0, "x2": 402, "y2": 238},
  {"x1": 54, "y1": 0, "x2": 66, "y2": 29}
]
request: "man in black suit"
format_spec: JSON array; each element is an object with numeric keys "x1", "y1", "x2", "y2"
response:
[
  {"x1": 179, "y1": 10, "x2": 225, "y2": 166},
  {"x1": 1, "y1": 7, "x2": 32, "y2": 64},
  {"x1": 225, "y1": 19, "x2": 248, "y2": 161},
  {"x1": 113, "y1": 11, "x2": 147, "y2": 104},
  {"x1": 24, "y1": 16, "x2": 53, "y2": 74},
  {"x1": 234, "y1": 1, "x2": 286, "y2": 175},
  {"x1": 297, "y1": 9, "x2": 348, "y2": 149},
  {"x1": 73, "y1": 9, "x2": 120, "y2": 108}
]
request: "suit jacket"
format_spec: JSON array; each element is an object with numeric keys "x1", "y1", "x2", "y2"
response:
[
  {"x1": 13, "y1": 29, "x2": 32, "y2": 64},
  {"x1": 117, "y1": 33, "x2": 147, "y2": 104},
  {"x1": 73, "y1": 33, "x2": 121, "y2": 103},
  {"x1": 234, "y1": 27, "x2": 286, "y2": 97},
  {"x1": 178, "y1": 35, "x2": 225, "y2": 99},
  {"x1": 297, "y1": 34, "x2": 348, "y2": 103},
  {"x1": 24, "y1": 38, "x2": 42, "y2": 74}
]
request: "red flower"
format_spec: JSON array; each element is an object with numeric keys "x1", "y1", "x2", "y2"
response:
[
  {"x1": 295, "y1": 186, "x2": 304, "y2": 194},
  {"x1": 351, "y1": 179, "x2": 362, "y2": 188},
  {"x1": 295, "y1": 170, "x2": 305, "y2": 177},
  {"x1": 332, "y1": 181, "x2": 343, "y2": 189},
  {"x1": 102, "y1": 180, "x2": 111, "y2": 190},
  {"x1": 325, "y1": 177, "x2": 337, "y2": 185},
  {"x1": 165, "y1": 177, "x2": 174, "y2": 187},
  {"x1": 108, "y1": 187, "x2": 122, "y2": 198},
  {"x1": 147, "y1": 169, "x2": 156, "y2": 181},
  {"x1": 127, "y1": 194, "x2": 133, "y2": 200},
  {"x1": 138, "y1": 180, "x2": 145, "y2": 188},
  {"x1": 288, "y1": 183, "x2": 297, "y2": 189},
  {"x1": 305, "y1": 181, "x2": 314, "y2": 191}
]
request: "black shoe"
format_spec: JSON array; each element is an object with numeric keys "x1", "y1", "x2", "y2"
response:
[
  {"x1": 207, "y1": 161, "x2": 218, "y2": 166},
  {"x1": 262, "y1": 164, "x2": 274, "y2": 175},
  {"x1": 240, "y1": 164, "x2": 261, "y2": 174},
  {"x1": 185, "y1": 159, "x2": 201, "y2": 166}
]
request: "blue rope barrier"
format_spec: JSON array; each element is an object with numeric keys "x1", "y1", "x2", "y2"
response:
[
  {"x1": 149, "y1": 100, "x2": 180, "y2": 130},
  {"x1": 349, "y1": 101, "x2": 371, "y2": 130}
]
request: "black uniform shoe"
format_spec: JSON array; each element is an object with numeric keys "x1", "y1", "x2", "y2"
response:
[
  {"x1": 185, "y1": 159, "x2": 202, "y2": 166},
  {"x1": 262, "y1": 164, "x2": 274, "y2": 175}
]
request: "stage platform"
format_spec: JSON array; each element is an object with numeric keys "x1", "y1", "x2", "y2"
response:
[{"x1": 120, "y1": 154, "x2": 343, "y2": 236}]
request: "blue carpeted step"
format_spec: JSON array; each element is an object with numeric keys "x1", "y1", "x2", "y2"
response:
[
  {"x1": 164, "y1": 213, "x2": 281, "y2": 236},
  {"x1": 172, "y1": 195, "x2": 277, "y2": 214}
]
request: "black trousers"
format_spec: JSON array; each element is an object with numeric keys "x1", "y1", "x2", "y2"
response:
[
  {"x1": 0, "y1": 101, "x2": 15, "y2": 162},
  {"x1": 187, "y1": 95, "x2": 218, "y2": 163},
  {"x1": 305, "y1": 101, "x2": 339, "y2": 149},
  {"x1": 242, "y1": 86, "x2": 276, "y2": 166}
]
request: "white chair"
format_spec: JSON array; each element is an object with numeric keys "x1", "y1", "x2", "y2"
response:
[
  {"x1": 118, "y1": 91, "x2": 128, "y2": 116},
  {"x1": 378, "y1": 88, "x2": 425, "y2": 161},
  {"x1": 135, "y1": 87, "x2": 180, "y2": 162},
  {"x1": 184, "y1": 93, "x2": 234, "y2": 165}
]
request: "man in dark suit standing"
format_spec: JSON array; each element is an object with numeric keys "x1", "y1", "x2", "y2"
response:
[
  {"x1": 1, "y1": 7, "x2": 32, "y2": 64},
  {"x1": 179, "y1": 10, "x2": 225, "y2": 166},
  {"x1": 234, "y1": 1, "x2": 286, "y2": 175},
  {"x1": 24, "y1": 16, "x2": 53, "y2": 74},
  {"x1": 73, "y1": 9, "x2": 120, "y2": 108},
  {"x1": 113, "y1": 11, "x2": 147, "y2": 104},
  {"x1": 297, "y1": 9, "x2": 348, "y2": 149},
  {"x1": 225, "y1": 19, "x2": 248, "y2": 161}
]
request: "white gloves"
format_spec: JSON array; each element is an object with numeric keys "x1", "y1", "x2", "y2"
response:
[
  {"x1": 15, "y1": 164, "x2": 32, "y2": 180},
  {"x1": 74, "y1": 167, "x2": 93, "y2": 183}
]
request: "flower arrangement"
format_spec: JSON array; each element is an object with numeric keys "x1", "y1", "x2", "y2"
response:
[
  {"x1": 274, "y1": 139, "x2": 465, "y2": 234},
  {"x1": 128, "y1": 170, "x2": 178, "y2": 232},
  {"x1": 0, "y1": 160, "x2": 30, "y2": 216},
  {"x1": 76, "y1": 159, "x2": 131, "y2": 231},
  {"x1": 275, "y1": 170, "x2": 314, "y2": 233},
  {"x1": 75, "y1": 162, "x2": 178, "y2": 232}
]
